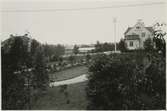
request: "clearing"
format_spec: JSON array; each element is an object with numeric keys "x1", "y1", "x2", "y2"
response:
[{"x1": 32, "y1": 82, "x2": 88, "y2": 110}]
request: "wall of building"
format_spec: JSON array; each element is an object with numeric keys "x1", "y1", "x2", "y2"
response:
[
  {"x1": 125, "y1": 39, "x2": 140, "y2": 50},
  {"x1": 125, "y1": 21, "x2": 153, "y2": 49}
]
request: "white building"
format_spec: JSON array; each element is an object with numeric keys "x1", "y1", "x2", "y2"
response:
[
  {"x1": 79, "y1": 47, "x2": 95, "y2": 53},
  {"x1": 124, "y1": 19, "x2": 154, "y2": 50}
]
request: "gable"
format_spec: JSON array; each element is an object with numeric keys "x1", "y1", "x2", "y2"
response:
[
  {"x1": 124, "y1": 27, "x2": 132, "y2": 35},
  {"x1": 124, "y1": 20, "x2": 154, "y2": 36},
  {"x1": 125, "y1": 26, "x2": 153, "y2": 36},
  {"x1": 145, "y1": 27, "x2": 154, "y2": 33}
]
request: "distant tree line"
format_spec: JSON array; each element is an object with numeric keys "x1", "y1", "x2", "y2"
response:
[
  {"x1": 92, "y1": 40, "x2": 127, "y2": 53},
  {"x1": 43, "y1": 44, "x2": 65, "y2": 62},
  {"x1": 93, "y1": 41, "x2": 115, "y2": 52}
]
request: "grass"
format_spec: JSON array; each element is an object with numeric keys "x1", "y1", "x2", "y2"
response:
[
  {"x1": 49, "y1": 65, "x2": 88, "y2": 81},
  {"x1": 31, "y1": 81, "x2": 88, "y2": 110}
]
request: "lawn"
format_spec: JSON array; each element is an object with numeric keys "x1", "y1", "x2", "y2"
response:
[
  {"x1": 31, "y1": 81, "x2": 88, "y2": 110},
  {"x1": 49, "y1": 65, "x2": 89, "y2": 81}
]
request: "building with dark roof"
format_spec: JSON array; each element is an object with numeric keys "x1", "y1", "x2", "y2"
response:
[{"x1": 124, "y1": 19, "x2": 154, "y2": 50}]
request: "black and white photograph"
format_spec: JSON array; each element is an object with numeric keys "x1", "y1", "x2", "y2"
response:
[{"x1": 1, "y1": 0, "x2": 166, "y2": 110}]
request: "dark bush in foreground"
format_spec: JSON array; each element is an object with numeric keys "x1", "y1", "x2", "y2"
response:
[
  {"x1": 86, "y1": 53, "x2": 165, "y2": 110},
  {"x1": 2, "y1": 36, "x2": 49, "y2": 109}
]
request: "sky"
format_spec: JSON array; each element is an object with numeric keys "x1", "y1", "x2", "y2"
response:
[{"x1": 0, "y1": 0, "x2": 167, "y2": 45}]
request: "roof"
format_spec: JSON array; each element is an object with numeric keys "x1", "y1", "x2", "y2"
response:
[
  {"x1": 146, "y1": 27, "x2": 154, "y2": 33},
  {"x1": 125, "y1": 35, "x2": 140, "y2": 40},
  {"x1": 124, "y1": 27, "x2": 132, "y2": 35},
  {"x1": 124, "y1": 27, "x2": 154, "y2": 35}
]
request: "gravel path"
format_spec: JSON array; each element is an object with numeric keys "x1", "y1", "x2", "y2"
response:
[{"x1": 49, "y1": 74, "x2": 88, "y2": 87}]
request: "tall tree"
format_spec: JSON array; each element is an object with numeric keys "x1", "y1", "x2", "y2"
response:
[
  {"x1": 153, "y1": 22, "x2": 166, "y2": 56},
  {"x1": 32, "y1": 46, "x2": 48, "y2": 90},
  {"x1": 2, "y1": 35, "x2": 49, "y2": 109},
  {"x1": 29, "y1": 39, "x2": 49, "y2": 90},
  {"x1": 2, "y1": 36, "x2": 29, "y2": 109}
]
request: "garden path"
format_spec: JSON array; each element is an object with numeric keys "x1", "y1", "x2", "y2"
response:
[{"x1": 49, "y1": 74, "x2": 88, "y2": 87}]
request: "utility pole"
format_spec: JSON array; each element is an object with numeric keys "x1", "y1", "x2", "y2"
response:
[{"x1": 113, "y1": 17, "x2": 117, "y2": 52}]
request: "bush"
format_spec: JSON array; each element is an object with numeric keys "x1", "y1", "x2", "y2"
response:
[
  {"x1": 86, "y1": 53, "x2": 165, "y2": 110},
  {"x1": 118, "y1": 39, "x2": 127, "y2": 52},
  {"x1": 144, "y1": 38, "x2": 154, "y2": 52}
]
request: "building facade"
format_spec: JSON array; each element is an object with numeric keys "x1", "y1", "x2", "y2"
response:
[{"x1": 124, "y1": 20, "x2": 154, "y2": 50}]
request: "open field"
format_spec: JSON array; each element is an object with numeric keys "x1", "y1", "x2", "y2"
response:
[
  {"x1": 32, "y1": 82, "x2": 88, "y2": 110},
  {"x1": 49, "y1": 65, "x2": 89, "y2": 81}
]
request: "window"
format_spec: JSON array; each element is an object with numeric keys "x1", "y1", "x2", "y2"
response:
[
  {"x1": 141, "y1": 32, "x2": 145, "y2": 37},
  {"x1": 130, "y1": 41, "x2": 133, "y2": 47}
]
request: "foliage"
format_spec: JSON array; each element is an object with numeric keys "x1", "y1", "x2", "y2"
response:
[
  {"x1": 86, "y1": 53, "x2": 165, "y2": 110},
  {"x1": 73, "y1": 45, "x2": 79, "y2": 55},
  {"x1": 94, "y1": 41, "x2": 115, "y2": 52},
  {"x1": 118, "y1": 39, "x2": 127, "y2": 52},
  {"x1": 144, "y1": 38, "x2": 154, "y2": 52},
  {"x1": 2, "y1": 37, "x2": 29, "y2": 109},
  {"x1": 2, "y1": 35, "x2": 49, "y2": 109},
  {"x1": 28, "y1": 39, "x2": 49, "y2": 90},
  {"x1": 94, "y1": 41, "x2": 102, "y2": 52},
  {"x1": 32, "y1": 46, "x2": 49, "y2": 90},
  {"x1": 153, "y1": 22, "x2": 166, "y2": 56},
  {"x1": 68, "y1": 55, "x2": 75, "y2": 64},
  {"x1": 43, "y1": 44, "x2": 65, "y2": 61},
  {"x1": 144, "y1": 55, "x2": 166, "y2": 109},
  {"x1": 86, "y1": 54, "x2": 91, "y2": 62}
]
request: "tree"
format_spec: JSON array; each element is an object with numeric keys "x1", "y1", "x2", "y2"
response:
[
  {"x1": 56, "y1": 44, "x2": 65, "y2": 56},
  {"x1": 32, "y1": 46, "x2": 48, "y2": 90},
  {"x1": 30, "y1": 39, "x2": 40, "y2": 66},
  {"x1": 73, "y1": 45, "x2": 79, "y2": 55},
  {"x1": 43, "y1": 44, "x2": 65, "y2": 61},
  {"x1": 118, "y1": 39, "x2": 127, "y2": 52},
  {"x1": 94, "y1": 41, "x2": 115, "y2": 52},
  {"x1": 68, "y1": 55, "x2": 75, "y2": 65},
  {"x1": 2, "y1": 34, "x2": 49, "y2": 109},
  {"x1": 2, "y1": 36, "x2": 29, "y2": 109},
  {"x1": 86, "y1": 53, "x2": 165, "y2": 110},
  {"x1": 86, "y1": 54, "x2": 91, "y2": 62},
  {"x1": 153, "y1": 22, "x2": 166, "y2": 56},
  {"x1": 144, "y1": 38, "x2": 154, "y2": 52},
  {"x1": 30, "y1": 39, "x2": 49, "y2": 90},
  {"x1": 94, "y1": 41, "x2": 102, "y2": 52},
  {"x1": 102, "y1": 42, "x2": 115, "y2": 51}
]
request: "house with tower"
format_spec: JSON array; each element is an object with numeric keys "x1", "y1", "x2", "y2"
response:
[{"x1": 124, "y1": 19, "x2": 154, "y2": 50}]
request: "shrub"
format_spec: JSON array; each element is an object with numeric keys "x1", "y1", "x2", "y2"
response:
[
  {"x1": 86, "y1": 53, "x2": 165, "y2": 110},
  {"x1": 144, "y1": 38, "x2": 154, "y2": 52}
]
